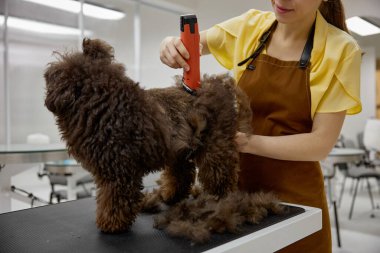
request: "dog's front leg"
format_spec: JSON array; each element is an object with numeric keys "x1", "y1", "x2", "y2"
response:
[
  {"x1": 159, "y1": 160, "x2": 196, "y2": 205},
  {"x1": 95, "y1": 176, "x2": 143, "y2": 233},
  {"x1": 196, "y1": 146, "x2": 239, "y2": 197}
]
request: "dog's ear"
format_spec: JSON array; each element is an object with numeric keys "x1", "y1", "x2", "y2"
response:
[{"x1": 82, "y1": 38, "x2": 114, "y2": 61}]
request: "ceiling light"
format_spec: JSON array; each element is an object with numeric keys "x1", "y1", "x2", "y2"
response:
[
  {"x1": 23, "y1": 0, "x2": 125, "y2": 20},
  {"x1": 0, "y1": 15, "x2": 92, "y2": 36},
  {"x1": 346, "y1": 16, "x2": 380, "y2": 36}
]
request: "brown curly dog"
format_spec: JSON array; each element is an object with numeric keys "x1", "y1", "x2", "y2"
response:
[{"x1": 44, "y1": 38, "x2": 252, "y2": 233}]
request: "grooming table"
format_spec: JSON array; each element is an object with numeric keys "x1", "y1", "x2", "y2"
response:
[{"x1": 0, "y1": 198, "x2": 321, "y2": 253}]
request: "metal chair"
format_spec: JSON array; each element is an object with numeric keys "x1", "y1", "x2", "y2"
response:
[
  {"x1": 344, "y1": 166, "x2": 380, "y2": 219},
  {"x1": 338, "y1": 119, "x2": 380, "y2": 219},
  {"x1": 39, "y1": 160, "x2": 94, "y2": 203}
]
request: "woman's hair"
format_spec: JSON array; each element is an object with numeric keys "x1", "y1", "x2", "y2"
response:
[{"x1": 319, "y1": 0, "x2": 349, "y2": 33}]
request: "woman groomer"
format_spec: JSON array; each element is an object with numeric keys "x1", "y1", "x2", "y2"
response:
[{"x1": 159, "y1": 0, "x2": 362, "y2": 252}]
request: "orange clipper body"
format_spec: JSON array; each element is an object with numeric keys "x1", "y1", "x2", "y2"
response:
[{"x1": 180, "y1": 14, "x2": 200, "y2": 94}]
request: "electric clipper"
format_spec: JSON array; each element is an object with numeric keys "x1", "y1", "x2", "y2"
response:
[{"x1": 180, "y1": 14, "x2": 200, "y2": 94}]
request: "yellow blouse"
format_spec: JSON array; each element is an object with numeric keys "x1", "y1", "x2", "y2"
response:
[{"x1": 207, "y1": 9, "x2": 362, "y2": 117}]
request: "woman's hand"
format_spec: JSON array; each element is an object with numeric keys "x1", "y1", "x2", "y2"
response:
[
  {"x1": 159, "y1": 36, "x2": 190, "y2": 71},
  {"x1": 234, "y1": 111, "x2": 346, "y2": 161},
  {"x1": 235, "y1": 132, "x2": 252, "y2": 153},
  {"x1": 159, "y1": 31, "x2": 209, "y2": 70}
]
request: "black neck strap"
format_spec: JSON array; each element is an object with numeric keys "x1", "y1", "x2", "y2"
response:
[
  {"x1": 299, "y1": 21, "x2": 315, "y2": 68},
  {"x1": 237, "y1": 20, "x2": 316, "y2": 69},
  {"x1": 237, "y1": 21, "x2": 277, "y2": 67}
]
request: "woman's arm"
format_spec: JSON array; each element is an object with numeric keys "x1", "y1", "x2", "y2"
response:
[
  {"x1": 159, "y1": 31, "x2": 210, "y2": 70},
  {"x1": 236, "y1": 111, "x2": 346, "y2": 161},
  {"x1": 199, "y1": 31, "x2": 210, "y2": 55}
]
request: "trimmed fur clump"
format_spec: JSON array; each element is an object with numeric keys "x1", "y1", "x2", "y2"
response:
[
  {"x1": 152, "y1": 190, "x2": 285, "y2": 244},
  {"x1": 44, "y1": 38, "x2": 252, "y2": 233}
]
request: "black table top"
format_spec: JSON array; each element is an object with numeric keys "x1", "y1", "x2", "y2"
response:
[{"x1": 0, "y1": 197, "x2": 304, "y2": 253}]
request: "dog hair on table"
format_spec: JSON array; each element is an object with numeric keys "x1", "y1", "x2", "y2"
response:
[
  {"x1": 142, "y1": 187, "x2": 284, "y2": 244},
  {"x1": 44, "y1": 38, "x2": 253, "y2": 233}
]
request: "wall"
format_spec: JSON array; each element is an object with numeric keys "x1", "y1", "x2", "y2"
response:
[
  {"x1": 139, "y1": 4, "x2": 182, "y2": 88},
  {"x1": 341, "y1": 47, "x2": 377, "y2": 145}
]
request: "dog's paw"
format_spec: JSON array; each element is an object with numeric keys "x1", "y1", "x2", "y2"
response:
[
  {"x1": 159, "y1": 185, "x2": 178, "y2": 204},
  {"x1": 96, "y1": 216, "x2": 133, "y2": 233}
]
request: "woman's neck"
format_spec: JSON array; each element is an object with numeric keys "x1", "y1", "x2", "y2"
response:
[
  {"x1": 266, "y1": 13, "x2": 317, "y2": 61},
  {"x1": 274, "y1": 14, "x2": 316, "y2": 42}
]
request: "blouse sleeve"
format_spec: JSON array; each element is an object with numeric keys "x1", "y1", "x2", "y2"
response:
[
  {"x1": 206, "y1": 11, "x2": 250, "y2": 71},
  {"x1": 206, "y1": 9, "x2": 267, "y2": 70},
  {"x1": 316, "y1": 49, "x2": 362, "y2": 115},
  {"x1": 206, "y1": 26, "x2": 236, "y2": 70}
]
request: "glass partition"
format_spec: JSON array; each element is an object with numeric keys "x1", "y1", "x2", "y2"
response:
[
  {"x1": 0, "y1": 0, "x2": 188, "y2": 144},
  {"x1": 1, "y1": 0, "x2": 131, "y2": 144},
  {"x1": 5, "y1": 0, "x2": 80, "y2": 143}
]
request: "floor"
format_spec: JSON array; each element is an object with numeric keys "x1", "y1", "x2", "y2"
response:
[{"x1": 6, "y1": 165, "x2": 380, "y2": 253}]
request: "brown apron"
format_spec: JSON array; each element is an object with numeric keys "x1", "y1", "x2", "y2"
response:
[{"x1": 237, "y1": 22, "x2": 332, "y2": 253}]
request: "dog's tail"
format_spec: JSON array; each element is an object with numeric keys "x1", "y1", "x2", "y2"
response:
[{"x1": 82, "y1": 38, "x2": 115, "y2": 61}]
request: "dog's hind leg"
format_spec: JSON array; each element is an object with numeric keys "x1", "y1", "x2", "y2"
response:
[
  {"x1": 159, "y1": 160, "x2": 196, "y2": 205},
  {"x1": 95, "y1": 175, "x2": 144, "y2": 233},
  {"x1": 196, "y1": 142, "x2": 239, "y2": 197}
]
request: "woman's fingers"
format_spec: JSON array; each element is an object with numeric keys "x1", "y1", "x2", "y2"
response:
[{"x1": 160, "y1": 36, "x2": 190, "y2": 71}]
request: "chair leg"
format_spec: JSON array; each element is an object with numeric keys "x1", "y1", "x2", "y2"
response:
[
  {"x1": 366, "y1": 178, "x2": 375, "y2": 209},
  {"x1": 338, "y1": 175, "x2": 347, "y2": 208},
  {"x1": 78, "y1": 183, "x2": 92, "y2": 196},
  {"x1": 349, "y1": 178, "x2": 355, "y2": 194},
  {"x1": 49, "y1": 192, "x2": 54, "y2": 204},
  {"x1": 366, "y1": 178, "x2": 377, "y2": 218},
  {"x1": 333, "y1": 200, "x2": 342, "y2": 247},
  {"x1": 49, "y1": 184, "x2": 55, "y2": 204},
  {"x1": 349, "y1": 178, "x2": 360, "y2": 220},
  {"x1": 31, "y1": 197, "x2": 35, "y2": 208},
  {"x1": 327, "y1": 178, "x2": 332, "y2": 204}
]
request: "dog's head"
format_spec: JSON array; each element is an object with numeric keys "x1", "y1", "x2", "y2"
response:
[{"x1": 44, "y1": 38, "x2": 124, "y2": 115}]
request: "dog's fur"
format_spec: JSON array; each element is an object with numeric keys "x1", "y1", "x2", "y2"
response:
[
  {"x1": 142, "y1": 188, "x2": 284, "y2": 244},
  {"x1": 44, "y1": 38, "x2": 252, "y2": 233}
]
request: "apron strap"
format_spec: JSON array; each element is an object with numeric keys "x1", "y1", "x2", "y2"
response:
[
  {"x1": 237, "y1": 21, "x2": 277, "y2": 67},
  {"x1": 299, "y1": 21, "x2": 316, "y2": 69},
  {"x1": 238, "y1": 20, "x2": 316, "y2": 69}
]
